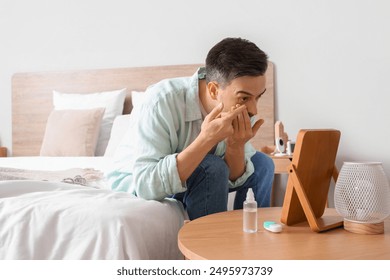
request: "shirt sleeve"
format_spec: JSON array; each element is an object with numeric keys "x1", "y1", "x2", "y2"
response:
[{"x1": 131, "y1": 98, "x2": 187, "y2": 201}]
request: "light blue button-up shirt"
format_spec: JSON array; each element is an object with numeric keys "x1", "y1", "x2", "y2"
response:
[{"x1": 106, "y1": 69, "x2": 257, "y2": 201}]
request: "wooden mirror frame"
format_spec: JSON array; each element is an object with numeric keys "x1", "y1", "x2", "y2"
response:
[{"x1": 280, "y1": 129, "x2": 344, "y2": 232}]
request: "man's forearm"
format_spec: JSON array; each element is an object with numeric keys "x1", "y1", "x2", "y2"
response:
[
  {"x1": 176, "y1": 135, "x2": 215, "y2": 183},
  {"x1": 224, "y1": 145, "x2": 246, "y2": 181}
]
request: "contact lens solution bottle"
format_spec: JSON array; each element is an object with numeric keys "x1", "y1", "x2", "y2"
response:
[{"x1": 243, "y1": 188, "x2": 258, "y2": 233}]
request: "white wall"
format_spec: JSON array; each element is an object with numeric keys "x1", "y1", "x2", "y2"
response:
[{"x1": 1, "y1": 0, "x2": 390, "y2": 201}]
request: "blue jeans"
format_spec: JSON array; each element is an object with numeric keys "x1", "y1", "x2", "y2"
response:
[{"x1": 173, "y1": 152, "x2": 275, "y2": 220}]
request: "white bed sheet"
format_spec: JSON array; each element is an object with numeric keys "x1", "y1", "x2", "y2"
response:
[
  {"x1": 0, "y1": 157, "x2": 187, "y2": 260},
  {"x1": 0, "y1": 156, "x2": 112, "y2": 175}
]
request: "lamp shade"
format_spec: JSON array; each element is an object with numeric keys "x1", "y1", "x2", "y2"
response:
[{"x1": 334, "y1": 162, "x2": 390, "y2": 234}]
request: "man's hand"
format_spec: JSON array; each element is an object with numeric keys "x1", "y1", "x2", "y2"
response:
[
  {"x1": 226, "y1": 104, "x2": 264, "y2": 148},
  {"x1": 200, "y1": 103, "x2": 248, "y2": 146},
  {"x1": 176, "y1": 103, "x2": 248, "y2": 183},
  {"x1": 223, "y1": 104, "x2": 264, "y2": 181}
]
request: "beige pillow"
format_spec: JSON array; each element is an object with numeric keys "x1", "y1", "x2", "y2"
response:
[
  {"x1": 53, "y1": 89, "x2": 126, "y2": 156},
  {"x1": 40, "y1": 108, "x2": 105, "y2": 156}
]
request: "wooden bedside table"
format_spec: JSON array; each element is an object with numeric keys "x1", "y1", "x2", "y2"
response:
[
  {"x1": 261, "y1": 145, "x2": 293, "y2": 174},
  {"x1": 0, "y1": 147, "x2": 7, "y2": 157},
  {"x1": 178, "y1": 207, "x2": 390, "y2": 260},
  {"x1": 270, "y1": 155, "x2": 292, "y2": 174}
]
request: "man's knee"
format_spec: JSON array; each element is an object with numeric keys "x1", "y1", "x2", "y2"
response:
[
  {"x1": 251, "y1": 151, "x2": 275, "y2": 175},
  {"x1": 201, "y1": 154, "x2": 229, "y2": 181},
  {"x1": 187, "y1": 154, "x2": 229, "y2": 191}
]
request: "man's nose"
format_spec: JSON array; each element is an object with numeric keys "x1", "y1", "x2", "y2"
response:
[{"x1": 247, "y1": 101, "x2": 257, "y2": 117}]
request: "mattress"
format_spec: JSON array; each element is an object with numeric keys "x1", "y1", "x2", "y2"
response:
[{"x1": 0, "y1": 157, "x2": 187, "y2": 260}]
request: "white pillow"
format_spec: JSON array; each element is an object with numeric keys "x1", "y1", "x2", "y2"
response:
[
  {"x1": 104, "y1": 91, "x2": 146, "y2": 157},
  {"x1": 53, "y1": 89, "x2": 126, "y2": 156},
  {"x1": 104, "y1": 114, "x2": 132, "y2": 157},
  {"x1": 131, "y1": 91, "x2": 146, "y2": 108}
]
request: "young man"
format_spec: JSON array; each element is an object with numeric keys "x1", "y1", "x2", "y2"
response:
[{"x1": 107, "y1": 37, "x2": 275, "y2": 220}]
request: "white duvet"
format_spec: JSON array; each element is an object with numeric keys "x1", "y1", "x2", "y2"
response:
[{"x1": 0, "y1": 157, "x2": 187, "y2": 260}]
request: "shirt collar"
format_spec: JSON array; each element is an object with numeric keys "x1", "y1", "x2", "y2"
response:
[{"x1": 185, "y1": 68, "x2": 204, "y2": 122}]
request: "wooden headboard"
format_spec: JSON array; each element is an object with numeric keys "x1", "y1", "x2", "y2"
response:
[{"x1": 12, "y1": 63, "x2": 274, "y2": 156}]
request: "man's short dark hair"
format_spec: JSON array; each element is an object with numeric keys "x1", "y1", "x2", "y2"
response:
[{"x1": 205, "y1": 37, "x2": 268, "y2": 87}]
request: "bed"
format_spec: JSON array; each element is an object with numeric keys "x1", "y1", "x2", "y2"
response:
[{"x1": 0, "y1": 63, "x2": 274, "y2": 260}]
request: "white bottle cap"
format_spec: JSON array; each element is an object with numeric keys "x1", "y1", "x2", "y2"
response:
[{"x1": 246, "y1": 188, "x2": 255, "y2": 202}]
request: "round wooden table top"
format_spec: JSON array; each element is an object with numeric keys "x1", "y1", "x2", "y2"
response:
[{"x1": 178, "y1": 207, "x2": 390, "y2": 260}]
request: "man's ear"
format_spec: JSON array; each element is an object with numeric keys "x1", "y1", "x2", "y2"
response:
[{"x1": 207, "y1": 81, "x2": 219, "y2": 100}]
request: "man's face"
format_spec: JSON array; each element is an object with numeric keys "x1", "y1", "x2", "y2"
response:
[{"x1": 217, "y1": 75, "x2": 266, "y2": 117}]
